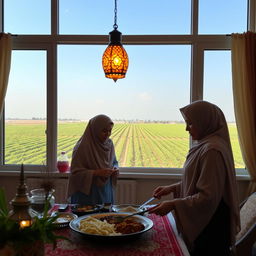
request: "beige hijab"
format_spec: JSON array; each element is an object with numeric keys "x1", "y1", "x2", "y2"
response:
[
  {"x1": 175, "y1": 100, "x2": 240, "y2": 247},
  {"x1": 67, "y1": 114, "x2": 117, "y2": 197}
]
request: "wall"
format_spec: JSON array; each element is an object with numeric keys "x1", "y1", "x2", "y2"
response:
[{"x1": 0, "y1": 171, "x2": 250, "y2": 209}]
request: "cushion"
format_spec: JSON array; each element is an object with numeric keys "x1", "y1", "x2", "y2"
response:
[{"x1": 236, "y1": 192, "x2": 256, "y2": 241}]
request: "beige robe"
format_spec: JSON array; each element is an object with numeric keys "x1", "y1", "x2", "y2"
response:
[
  {"x1": 174, "y1": 101, "x2": 240, "y2": 248},
  {"x1": 67, "y1": 115, "x2": 117, "y2": 198}
]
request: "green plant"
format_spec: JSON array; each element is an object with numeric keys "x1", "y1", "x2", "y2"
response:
[{"x1": 0, "y1": 187, "x2": 69, "y2": 252}]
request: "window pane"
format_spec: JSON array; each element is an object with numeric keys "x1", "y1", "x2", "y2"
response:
[
  {"x1": 4, "y1": 0, "x2": 50, "y2": 34},
  {"x1": 58, "y1": 45, "x2": 190, "y2": 168},
  {"x1": 5, "y1": 51, "x2": 46, "y2": 165},
  {"x1": 59, "y1": 0, "x2": 190, "y2": 35},
  {"x1": 199, "y1": 0, "x2": 247, "y2": 34},
  {"x1": 203, "y1": 51, "x2": 244, "y2": 169}
]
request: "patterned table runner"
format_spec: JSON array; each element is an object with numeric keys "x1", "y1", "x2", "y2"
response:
[{"x1": 45, "y1": 207, "x2": 184, "y2": 256}]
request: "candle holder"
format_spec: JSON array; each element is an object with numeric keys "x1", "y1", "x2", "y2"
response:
[
  {"x1": 8, "y1": 164, "x2": 32, "y2": 228},
  {"x1": 0, "y1": 165, "x2": 69, "y2": 256}
]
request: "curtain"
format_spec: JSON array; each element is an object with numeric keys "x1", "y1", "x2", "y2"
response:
[
  {"x1": 0, "y1": 33, "x2": 12, "y2": 117},
  {"x1": 231, "y1": 32, "x2": 256, "y2": 194}
]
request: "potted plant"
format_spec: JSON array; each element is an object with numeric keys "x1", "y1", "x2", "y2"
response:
[{"x1": 0, "y1": 187, "x2": 69, "y2": 256}]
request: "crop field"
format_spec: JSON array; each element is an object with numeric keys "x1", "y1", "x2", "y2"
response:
[{"x1": 5, "y1": 121, "x2": 245, "y2": 168}]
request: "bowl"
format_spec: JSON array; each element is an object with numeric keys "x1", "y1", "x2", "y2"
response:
[{"x1": 52, "y1": 212, "x2": 78, "y2": 228}]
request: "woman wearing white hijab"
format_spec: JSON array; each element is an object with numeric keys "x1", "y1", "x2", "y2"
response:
[
  {"x1": 149, "y1": 101, "x2": 240, "y2": 256},
  {"x1": 67, "y1": 114, "x2": 119, "y2": 205}
]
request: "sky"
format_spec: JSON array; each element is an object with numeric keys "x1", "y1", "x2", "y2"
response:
[{"x1": 4, "y1": 0, "x2": 247, "y2": 122}]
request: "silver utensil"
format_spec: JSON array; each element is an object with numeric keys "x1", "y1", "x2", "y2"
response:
[
  {"x1": 110, "y1": 208, "x2": 150, "y2": 223},
  {"x1": 139, "y1": 197, "x2": 155, "y2": 209}
]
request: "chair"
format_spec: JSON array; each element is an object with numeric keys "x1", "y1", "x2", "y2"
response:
[{"x1": 231, "y1": 192, "x2": 256, "y2": 256}]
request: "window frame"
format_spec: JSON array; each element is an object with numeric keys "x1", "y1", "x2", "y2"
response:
[{"x1": 0, "y1": 0, "x2": 253, "y2": 175}]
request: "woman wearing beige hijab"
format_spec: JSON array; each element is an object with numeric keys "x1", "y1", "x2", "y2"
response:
[
  {"x1": 149, "y1": 101, "x2": 240, "y2": 256},
  {"x1": 67, "y1": 114, "x2": 119, "y2": 205}
]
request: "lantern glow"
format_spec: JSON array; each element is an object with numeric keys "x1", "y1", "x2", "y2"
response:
[{"x1": 20, "y1": 219, "x2": 32, "y2": 228}]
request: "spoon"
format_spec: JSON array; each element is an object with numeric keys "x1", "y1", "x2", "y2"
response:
[{"x1": 110, "y1": 208, "x2": 150, "y2": 223}]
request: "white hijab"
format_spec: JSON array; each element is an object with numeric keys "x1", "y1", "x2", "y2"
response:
[{"x1": 175, "y1": 100, "x2": 240, "y2": 247}]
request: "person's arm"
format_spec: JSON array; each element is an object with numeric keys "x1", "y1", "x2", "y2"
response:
[
  {"x1": 68, "y1": 159, "x2": 94, "y2": 197},
  {"x1": 93, "y1": 168, "x2": 115, "y2": 178},
  {"x1": 150, "y1": 150, "x2": 226, "y2": 218},
  {"x1": 177, "y1": 149, "x2": 226, "y2": 209},
  {"x1": 69, "y1": 146, "x2": 114, "y2": 195},
  {"x1": 172, "y1": 149, "x2": 227, "y2": 244},
  {"x1": 153, "y1": 182, "x2": 181, "y2": 199}
]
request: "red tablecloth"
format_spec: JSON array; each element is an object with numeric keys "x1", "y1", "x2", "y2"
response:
[{"x1": 45, "y1": 207, "x2": 185, "y2": 256}]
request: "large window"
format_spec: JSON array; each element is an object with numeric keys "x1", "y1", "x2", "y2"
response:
[
  {"x1": 2, "y1": 0, "x2": 248, "y2": 172},
  {"x1": 5, "y1": 51, "x2": 47, "y2": 165},
  {"x1": 203, "y1": 50, "x2": 244, "y2": 168},
  {"x1": 59, "y1": 0, "x2": 191, "y2": 35},
  {"x1": 57, "y1": 45, "x2": 190, "y2": 167},
  {"x1": 199, "y1": 0, "x2": 247, "y2": 34},
  {"x1": 4, "y1": 0, "x2": 51, "y2": 34}
]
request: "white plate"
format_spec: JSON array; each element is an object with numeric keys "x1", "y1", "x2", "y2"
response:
[{"x1": 69, "y1": 212, "x2": 153, "y2": 240}]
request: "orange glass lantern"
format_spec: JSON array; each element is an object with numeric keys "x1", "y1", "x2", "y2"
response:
[{"x1": 102, "y1": 0, "x2": 129, "y2": 82}]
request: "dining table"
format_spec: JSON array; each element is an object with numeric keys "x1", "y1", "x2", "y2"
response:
[{"x1": 45, "y1": 205, "x2": 190, "y2": 256}]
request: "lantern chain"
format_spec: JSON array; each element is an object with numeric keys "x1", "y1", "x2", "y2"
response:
[{"x1": 113, "y1": 0, "x2": 118, "y2": 29}]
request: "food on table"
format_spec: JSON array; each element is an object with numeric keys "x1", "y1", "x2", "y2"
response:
[
  {"x1": 71, "y1": 205, "x2": 103, "y2": 216},
  {"x1": 114, "y1": 219, "x2": 145, "y2": 234},
  {"x1": 117, "y1": 206, "x2": 138, "y2": 213},
  {"x1": 75, "y1": 205, "x2": 95, "y2": 212},
  {"x1": 79, "y1": 216, "x2": 145, "y2": 236},
  {"x1": 79, "y1": 216, "x2": 121, "y2": 236}
]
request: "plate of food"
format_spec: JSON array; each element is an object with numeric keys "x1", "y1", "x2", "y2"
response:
[
  {"x1": 52, "y1": 212, "x2": 78, "y2": 228},
  {"x1": 69, "y1": 212, "x2": 153, "y2": 240},
  {"x1": 71, "y1": 205, "x2": 104, "y2": 216},
  {"x1": 112, "y1": 204, "x2": 147, "y2": 214}
]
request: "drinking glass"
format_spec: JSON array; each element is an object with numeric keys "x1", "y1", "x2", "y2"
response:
[{"x1": 30, "y1": 188, "x2": 55, "y2": 217}]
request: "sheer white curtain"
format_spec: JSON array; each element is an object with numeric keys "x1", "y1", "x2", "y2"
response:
[
  {"x1": 231, "y1": 31, "x2": 256, "y2": 194},
  {"x1": 0, "y1": 33, "x2": 12, "y2": 117}
]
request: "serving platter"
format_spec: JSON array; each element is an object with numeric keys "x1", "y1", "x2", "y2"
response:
[{"x1": 69, "y1": 212, "x2": 153, "y2": 240}]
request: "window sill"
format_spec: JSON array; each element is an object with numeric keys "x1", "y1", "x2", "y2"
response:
[{"x1": 0, "y1": 167, "x2": 250, "y2": 181}]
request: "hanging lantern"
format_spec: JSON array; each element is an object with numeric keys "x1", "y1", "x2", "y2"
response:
[{"x1": 102, "y1": 0, "x2": 129, "y2": 82}]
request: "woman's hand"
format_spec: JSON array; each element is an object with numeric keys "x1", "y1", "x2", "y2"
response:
[
  {"x1": 94, "y1": 168, "x2": 115, "y2": 178},
  {"x1": 111, "y1": 167, "x2": 119, "y2": 178},
  {"x1": 148, "y1": 200, "x2": 177, "y2": 216},
  {"x1": 153, "y1": 185, "x2": 175, "y2": 199}
]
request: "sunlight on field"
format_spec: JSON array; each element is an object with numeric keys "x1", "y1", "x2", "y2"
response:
[{"x1": 5, "y1": 121, "x2": 245, "y2": 169}]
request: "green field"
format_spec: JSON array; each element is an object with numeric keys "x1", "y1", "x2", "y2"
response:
[{"x1": 5, "y1": 121, "x2": 245, "y2": 168}]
